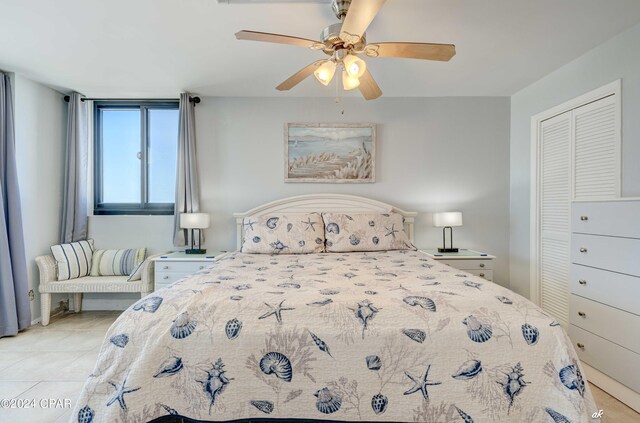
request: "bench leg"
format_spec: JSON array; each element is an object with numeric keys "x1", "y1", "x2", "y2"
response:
[
  {"x1": 41, "y1": 293, "x2": 51, "y2": 326},
  {"x1": 74, "y1": 293, "x2": 82, "y2": 313}
]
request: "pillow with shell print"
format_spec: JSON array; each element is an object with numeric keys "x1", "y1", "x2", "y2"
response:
[
  {"x1": 241, "y1": 213, "x2": 325, "y2": 254},
  {"x1": 322, "y1": 212, "x2": 415, "y2": 252}
]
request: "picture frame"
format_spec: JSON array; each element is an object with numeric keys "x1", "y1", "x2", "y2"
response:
[{"x1": 284, "y1": 123, "x2": 376, "y2": 183}]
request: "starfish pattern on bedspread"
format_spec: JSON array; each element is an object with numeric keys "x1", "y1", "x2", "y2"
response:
[
  {"x1": 106, "y1": 372, "x2": 140, "y2": 411},
  {"x1": 258, "y1": 300, "x2": 295, "y2": 323},
  {"x1": 403, "y1": 365, "x2": 442, "y2": 400}
]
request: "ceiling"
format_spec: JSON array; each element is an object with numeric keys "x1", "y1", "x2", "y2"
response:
[{"x1": 1, "y1": 0, "x2": 640, "y2": 98}]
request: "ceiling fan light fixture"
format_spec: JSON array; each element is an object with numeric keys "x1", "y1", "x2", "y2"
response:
[
  {"x1": 342, "y1": 70, "x2": 360, "y2": 90},
  {"x1": 235, "y1": 0, "x2": 453, "y2": 100},
  {"x1": 342, "y1": 54, "x2": 366, "y2": 78},
  {"x1": 314, "y1": 60, "x2": 337, "y2": 86}
]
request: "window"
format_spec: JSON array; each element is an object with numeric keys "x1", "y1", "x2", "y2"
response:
[{"x1": 94, "y1": 101, "x2": 179, "y2": 215}]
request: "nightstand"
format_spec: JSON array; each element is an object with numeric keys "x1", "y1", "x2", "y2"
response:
[
  {"x1": 154, "y1": 251, "x2": 225, "y2": 290},
  {"x1": 420, "y1": 249, "x2": 496, "y2": 281}
]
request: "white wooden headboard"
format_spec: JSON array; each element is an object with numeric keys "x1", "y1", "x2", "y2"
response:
[{"x1": 232, "y1": 194, "x2": 417, "y2": 250}]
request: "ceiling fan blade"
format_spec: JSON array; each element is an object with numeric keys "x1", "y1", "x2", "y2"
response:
[
  {"x1": 340, "y1": 0, "x2": 387, "y2": 45},
  {"x1": 235, "y1": 30, "x2": 324, "y2": 50},
  {"x1": 276, "y1": 61, "x2": 325, "y2": 91},
  {"x1": 364, "y1": 42, "x2": 456, "y2": 61},
  {"x1": 358, "y1": 68, "x2": 382, "y2": 101}
]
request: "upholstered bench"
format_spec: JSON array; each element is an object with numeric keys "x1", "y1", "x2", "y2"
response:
[{"x1": 35, "y1": 254, "x2": 159, "y2": 326}]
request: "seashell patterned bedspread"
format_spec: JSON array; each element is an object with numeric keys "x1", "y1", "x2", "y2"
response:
[{"x1": 71, "y1": 251, "x2": 599, "y2": 423}]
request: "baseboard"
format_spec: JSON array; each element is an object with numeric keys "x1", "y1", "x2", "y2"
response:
[
  {"x1": 32, "y1": 296, "x2": 131, "y2": 323},
  {"x1": 583, "y1": 362, "x2": 640, "y2": 413}
]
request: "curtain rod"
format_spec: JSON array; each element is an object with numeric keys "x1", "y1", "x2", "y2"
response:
[{"x1": 63, "y1": 96, "x2": 201, "y2": 104}]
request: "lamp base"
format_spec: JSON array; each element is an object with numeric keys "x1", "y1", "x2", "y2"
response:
[
  {"x1": 185, "y1": 249, "x2": 207, "y2": 254},
  {"x1": 438, "y1": 247, "x2": 459, "y2": 253}
]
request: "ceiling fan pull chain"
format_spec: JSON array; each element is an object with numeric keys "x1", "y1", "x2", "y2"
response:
[
  {"x1": 335, "y1": 69, "x2": 341, "y2": 103},
  {"x1": 334, "y1": 71, "x2": 345, "y2": 114}
]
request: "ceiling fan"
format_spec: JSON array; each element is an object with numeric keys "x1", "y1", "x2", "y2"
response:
[{"x1": 235, "y1": 0, "x2": 456, "y2": 100}]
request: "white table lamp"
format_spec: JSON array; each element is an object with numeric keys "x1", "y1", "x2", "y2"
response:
[
  {"x1": 180, "y1": 212, "x2": 210, "y2": 254},
  {"x1": 433, "y1": 211, "x2": 463, "y2": 253}
]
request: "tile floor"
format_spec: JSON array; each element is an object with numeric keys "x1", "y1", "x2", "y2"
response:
[
  {"x1": 0, "y1": 311, "x2": 638, "y2": 422},
  {"x1": 0, "y1": 311, "x2": 119, "y2": 423}
]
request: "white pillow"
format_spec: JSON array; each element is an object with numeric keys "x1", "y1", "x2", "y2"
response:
[
  {"x1": 322, "y1": 212, "x2": 415, "y2": 252},
  {"x1": 127, "y1": 260, "x2": 145, "y2": 281},
  {"x1": 50, "y1": 239, "x2": 95, "y2": 281},
  {"x1": 241, "y1": 213, "x2": 325, "y2": 254}
]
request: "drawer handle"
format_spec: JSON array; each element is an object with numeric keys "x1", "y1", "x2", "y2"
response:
[
  {"x1": 163, "y1": 276, "x2": 169, "y2": 280},
  {"x1": 163, "y1": 266, "x2": 169, "y2": 270},
  {"x1": 576, "y1": 343, "x2": 585, "y2": 350},
  {"x1": 580, "y1": 216, "x2": 589, "y2": 221},
  {"x1": 479, "y1": 263, "x2": 485, "y2": 268},
  {"x1": 578, "y1": 311, "x2": 586, "y2": 318},
  {"x1": 578, "y1": 279, "x2": 587, "y2": 285},
  {"x1": 579, "y1": 248, "x2": 587, "y2": 253},
  {"x1": 479, "y1": 273, "x2": 485, "y2": 278}
]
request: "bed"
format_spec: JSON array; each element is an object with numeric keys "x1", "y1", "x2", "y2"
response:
[{"x1": 71, "y1": 194, "x2": 599, "y2": 423}]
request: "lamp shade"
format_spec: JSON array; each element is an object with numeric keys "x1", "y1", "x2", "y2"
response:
[
  {"x1": 313, "y1": 60, "x2": 337, "y2": 86},
  {"x1": 343, "y1": 54, "x2": 366, "y2": 78},
  {"x1": 342, "y1": 70, "x2": 360, "y2": 90},
  {"x1": 433, "y1": 212, "x2": 463, "y2": 227},
  {"x1": 180, "y1": 213, "x2": 210, "y2": 229}
]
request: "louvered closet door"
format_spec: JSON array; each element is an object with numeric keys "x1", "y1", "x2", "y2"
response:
[
  {"x1": 573, "y1": 95, "x2": 620, "y2": 200},
  {"x1": 540, "y1": 112, "x2": 572, "y2": 327}
]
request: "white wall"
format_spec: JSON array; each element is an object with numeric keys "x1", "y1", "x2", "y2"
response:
[
  {"x1": 89, "y1": 96, "x2": 511, "y2": 309},
  {"x1": 509, "y1": 22, "x2": 640, "y2": 298},
  {"x1": 88, "y1": 215, "x2": 174, "y2": 252},
  {"x1": 13, "y1": 75, "x2": 66, "y2": 322}
]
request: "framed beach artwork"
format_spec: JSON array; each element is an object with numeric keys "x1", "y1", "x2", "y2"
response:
[{"x1": 285, "y1": 123, "x2": 376, "y2": 183}]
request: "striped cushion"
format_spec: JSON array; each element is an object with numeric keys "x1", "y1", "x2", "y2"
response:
[
  {"x1": 90, "y1": 248, "x2": 147, "y2": 277},
  {"x1": 51, "y1": 240, "x2": 95, "y2": 281}
]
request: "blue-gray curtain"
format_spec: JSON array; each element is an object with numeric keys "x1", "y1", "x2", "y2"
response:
[
  {"x1": 60, "y1": 92, "x2": 88, "y2": 243},
  {"x1": 0, "y1": 73, "x2": 30, "y2": 337},
  {"x1": 173, "y1": 93, "x2": 202, "y2": 246}
]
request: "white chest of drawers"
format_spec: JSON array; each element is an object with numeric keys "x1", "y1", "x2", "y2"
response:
[
  {"x1": 420, "y1": 249, "x2": 495, "y2": 281},
  {"x1": 569, "y1": 199, "x2": 640, "y2": 408},
  {"x1": 154, "y1": 252, "x2": 222, "y2": 290}
]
